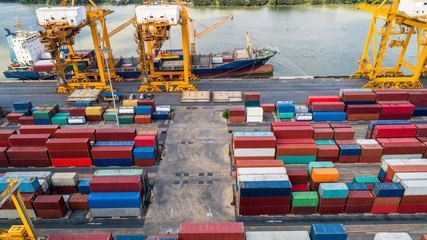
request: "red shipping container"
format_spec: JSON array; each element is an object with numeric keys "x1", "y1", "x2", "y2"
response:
[
  {"x1": 311, "y1": 102, "x2": 345, "y2": 112},
  {"x1": 317, "y1": 145, "x2": 339, "y2": 157},
  {"x1": 0, "y1": 147, "x2": 9, "y2": 167},
  {"x1": 1, "y1": 193, "x2": 36, "y2": 210},
  {"x1": 319, "y1": 198, "x2": 347, "y2": 206},
  {"x1": 276, "y1": 144, "x2": 318, "y2": 156},
  {"x1": 179, "y1": 222, "x2": 245, "y2": 240},
  {"x1": 335, "y1": 140, "x2": 357, "y2": 145},
  {"x1": 370, "y1": 205, "x2": 398, "y2": 213},
  {"x1": 416, "y1": 124, "x2": 427, "y2": 137},
  {"x1": 373, "y1": 124, "x2": 417, "y2": 138},
  {"x1": 135, "y1": 135, "x2": 156, "y2": 147},
  {"x1": 376, "y1": 137, "x2": 420, "y2": 144},
  {"x1": 270, "y1": 122, "x2": 310, "y2": 131},
  {"x1": 381, "y1": 142, "x2": 425, "y2": 155},
  {"x1": 400, "y1": 195, "x2": 427, "y2": 205},
  {"x1": 9, "y1": 159, "x2": 51, "y2": 167},
  {"x1": 386, "y1": 165, "x2": 427, "y2": 181},
  {"x1": 330, "y1": 123, "x2": 351, "y2": 129},
  {"x1": 89, "y1": 176, "x2": 142, "y2": 192},
  {"x1": 0, "y1": 142, "x2": 11, "y2": 148},
  {"x1": 273, "y1": 126, "x2": 314, "y2": 139},
  {"x1": 86, "y1": 115, "x2": 103, "y2": 122},
  {"x1": 398, "y1": 204, "x2": 427, "y2": 213},
  {"x1": 347, "y1": 113, "x2": 380, "y2": 121},
  {"x1": 244, "y1": 92, "x2": 260, "y2": 100},
  {"x1": 54, "y1": 129, "x2": 96, "y2": 141},
  {"x1": 7, "y1": 113, "x2": 25, "y2": 122},
  {"x1": 360, "y1": 144, "x2": 383, "y2": 156},
  {"x1": 134, "y1": 159, "x2": 155, "y2": 166},
  {"x1": 291, "y1": 206, "x2": 317, "y2": 214},
  {"x1": 306, "y1": 96, "x2": 340, "y2": 106},
  {"x1": 46, "y1": 138, "x2": 91, "y2": 151},
  {"x1": 138, "y1": 100, "x2": 155, "y2": 111},
  {"x1": 48, "y1": 150, "x2": 91, "y2": 159},
  {"x1": 314, "y1": 128, "x2": 334, "y2": 140},
  {"x1": 19, "y1": 125, "x2": 60, "y2": 135},
  {"x1": 0, "y1": 130, "x2": 17, "y2": 141},
  {"x1": 47, "y1": 233, "x2": 112, "y2": 240},
  {"x1": 34, "y1": 195, "x2": 65, "y2": 210},
  {"x1": 239, "y1": 205, "x2": 289, "y2": 215},
  {"x1": 233, "y1": 136, "x2": 276, "y2": 149},
  {"x1": 312, "y1": 123, "x2": 331, "y2": 128},
  {"x1": 137, "y1": 130, "x2": 157, "y2": 136},
  {"x1": 96, "y1": 128, "x2": 136, "y2": 141},
  {"x1": 346, "y1": 191, "x2": 374, "y2": 205},
  {"x1": 51, "y1": 158, "x2": 92, "y2": 167},
  {"x1": 18, "y1": 116, "x2": 35, "y2": 125},
  {"x1": 9, "y1": 134, "x2": 51, "y2": 146},
  {"x1": 345, "y1": 104, "x2": 381, "y2": 114},
  {"x1": 229, "y1": 108, "x2": 246, "y2": 117},
  {"x1": 69, "y1": 107, "x2": 86, "y2": 116},
  {"x1": 359, "y1": 156, "x2": 381, "y2": 163},
  {"x1": 134, "y1": 115, "x2": 152, "y2": 124},
  {"x1": 318, "y1": 205, "x2": 345, "y2": 214},
  {"x1": 344, "y1": 205, "x2": 372, "y2": 213},
  {"x1": 36, "y1": 208, "x2": 68, "y2": 218},
  {"x1": 287, "y1": 169, "x2": 308, "y2": 183},
  {"x1": 338, "y1": 155, "x2": 359, "y2": 163},
  {"x1": 317, "y1": 156, "x2": 338, "y2": 162},
  {"x1": 379, "y1": 113, "x2": 413, "y2": 120},
  {"x1": 380, "y1": 103, "x2": 415, "y2": 114},
  {"x1": 239, "y1": 196, "x2": 290, "y2": 206},
  {"x1": 375, "y1": 90, "x2": 408, "y2": 101},
  {"x1": 418, "y1": 137, "x2": 427, "y2": 142},
  {"x1": 91, "y1": 146, "x2": 133, "y2": 159},
  {"x1": 6, "y1": 146, "x2": 48, "y2": 159},
  {"x1": 341, "y1": 92, "x2": 376, "y2": 101},
  {"x1": 333, "y1": 128, "x2": 355, "y2": 140},
  {"x1": 276, "y1": 139, "x2": 315, "y2": 144},
  {"x1": 260, "y1": 103, "x2": 275, "y2": 112},
  {"x1": 229, "y1": 116, "x2": 245, "y2": 123},
  {"x1": 235, "y1": 159, "x2": 284, "y2": 169},
  {"x1": 372, "y1": 197, "x2": 402, "y2": 206},
  {"x1": 54, "y1": 186, "x2": 78, "y2": 194},
  {"x1": 292, "y1": 184, "x2": 310, "y2": 192},
  {"x1": 69, "y1": 194, "x2": 89, "y2": 210}
]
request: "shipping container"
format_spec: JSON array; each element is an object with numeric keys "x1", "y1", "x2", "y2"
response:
[
  {"x1": 95, "y1": 128, "x2": 136, "y2": 141},
  {"x1": 373, "y1": 182, "x2": 404, "y2": 198},
  {"x1": 179, "y1": 222, "x2": 245, "y2": 240},
  {"x1": 88, "y1": 192, "x2": 142, "y2": 208},
  {"x1": 310, "y1": 224, "x2": 347, "y2": 240},
  {"x1": 51, "y1": 172, "x2": 78, "y2": 186},
  {"x1": 373, "y1": 232, "x2": 412, "y2": 240},
  {"x1": 311, "y1": 168, "x2": 339, "y2": 182},
  {"x1": 89, "y1": 176, "x2": 142, "y2": 193},
  {"x1": 245, "y1": 231, "x2": 310, "y2": 240},
  {"x1": 47, "y1": 233, "x2": 112, "y2": 240},
  {"x1": 9, "y1": 134, "x2": 51, "y2": 146},
  {"x1": 292, "y1": 191, "x2": 319, "y2": 207},
  {"x1": 308, "y1": 162, "x2": 335, "y2": 174},
  {"x1": 46, "y1": 138, "x2": 91, "y2": 151},
  {"x1": 401, "y1": 180, "x2": 427, "y2": 195},
  {"x1": 318, "y1": 183, "x2": 349, "y2": 198}
]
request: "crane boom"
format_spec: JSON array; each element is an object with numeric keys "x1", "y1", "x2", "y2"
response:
[
  {"x1": 100, "y1": 18, "x2": 134, "y2": 42},
  {"x1": 195, "y1": 15, "x2": 233, "y2": 39}
]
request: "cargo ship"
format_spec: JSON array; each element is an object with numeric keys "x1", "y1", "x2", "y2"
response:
[{"x1": 3, "y1": 26, "x2": 277, "y2": 80}]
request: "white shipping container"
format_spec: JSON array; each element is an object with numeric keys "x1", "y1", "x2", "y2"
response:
[
  {"x1": 38, "y1": 179, "x2": 49, "y2": 193},
  {"x1": 401, "y1": 180, "x2": 427, "y2": 195},
  {"x1": 36, "y1": 6, "x2": 87, "y2": 26},
  {"x1": 380, "y1": 154, "x2": 422, "y2": 162},
  {"x1": 374, "y1": 232, "x2": 412, "y2": 240},
  {"x1": 246, "y1": 116, "x2": 263, "y2": 123},
  {"x1": 156, "y1": 105, "x2": 171, "y2": 112},
  {"x1": 392, "y1": 172, "x2": 427, "y2": 182},
  {"x1": 0, "y1": 209, "x2": 37, "y2": 219},
  {"x1": 51, "y1": 172, "x2": 78, "y2": 186},
  {"x1": 295, "y1": 105, "x2": 308, "y2": 113},
  {"x1": 381, "y1": 159, "x2": 426, "y2": 172},
  {"x1": 398, "y1": 0, "x2": 427, "y2": 17},
  {"x1": 233, "y1": 148, "x2": 275, "y2": 157},
  {"x1": 237, "y1": 167, "x2": 287, "y2": 176},
  {"x1": 135, "y1": 5, "x2": 180, "y2": 25},
  {"x1": 118, "y1": 106, "x2": 135, "y2": 114},
  {"x1": 238, "y1": 174, "x2": 289, "y2": 185},
  {"x1": 4, "y1": 171, "x2": 52, "y2": 184},
  {"x1": 246, "y1": 231, "x2": 310, "y2": 240},
  {"x1": 339, "y1": 88, "x2": 372, "y2": 97},
  {"x1": 212, "y1": 57, "x2": 223, "y2": 64},
  {"x1": 356, "y1": 139, "x2": 378, "y2": 145},
  {"x1": 90, "y1": 207, "x2": 142, "y2": 217},
  {"x1": 246, "y1": 107, "x2": 263, "y2": 116},
  {"x1": 295, "y1": 113, "x2": 312, "y2": 121},
  {"x1": 67, "y1": 116, "x2": 86, "y2": 124}
]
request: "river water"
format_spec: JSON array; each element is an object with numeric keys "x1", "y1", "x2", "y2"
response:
[{"x1": 0, "y1": 3, "x2": 414, "y2": 79}]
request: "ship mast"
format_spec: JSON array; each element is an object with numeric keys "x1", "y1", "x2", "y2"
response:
[{"x1": 15, "y1": 17, "x2": 23, "y2": 38}]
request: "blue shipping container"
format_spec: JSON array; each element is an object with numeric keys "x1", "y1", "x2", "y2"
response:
[
  {"x1": 95, "y1": 141, "x2": 135, "y2": 147},
  {"x1": 245, "y1": 100, "x2": 260, "y2": 107},
  {"x1": 378, "y1": 168, "x2": 386, "y2": 182},
  {"x1": 318, "y1": 183, "x2": 349, "y2": 199},
  {"x1": 35, "y1": 119, "x2": 51, "y2": 125},
  {"x1": 368, "y1": 120, "x2": 411, "y2": 131},
  {"x1": 308, "y1": 162, "x2": 335, "y2": 174},
  {"x1": 310, "y1": 224, "x2": 347, "y2": 240},
  {"x1": 77, "y1": 180, "x2": 91, "y2": 193},
  {"x1": 277, "y1": 103, "x2": 295, "y2": 113},
  {"x1": 75, "y1": 101, "x2": 93, "y2": 107},
  {"x1": 0, "y1": 177, "x2": 40, "y2": 193},
  {"x1": 372, "y1": 182, "x2": 404, "y2": 198},
  {"x1": 133, "y1": 147, "x2": 155, "y2": 159},
  {"x1": 135, "y1": 106, "x2": 152, "y2": 115},
  {"x1": 13, "y1": 101, "x2": 32, "y2": 110},
  {"x1": 92, "y1": 158, "x2": 134, "y2": 167},
  {"x1": 345, "y1": 183, "x2": 368, "y2": 191},
  {"x1": 239, "y1": 181, "x2": 292, "y2": 198},
  {"x1": 338, "y1": 145, "x2": 361, "y2": 156},
  {"x1": 152, "y1": 111, "x2": 169, "y2": 120},
  {"x1": 88, "y1": 192, "x2": 141, "y2": 208},
  {"x1": 313, "y1": 112, "x2": 347, "y2": 121},
  {"x1": 413, "y1": 107, "x2": 427, "y2": 116}
]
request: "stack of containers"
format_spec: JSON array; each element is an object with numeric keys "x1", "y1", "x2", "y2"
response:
[
  {"x1": 0, "y1": 177, "x2": 41, "y2": 194},
  {"x1": 68, "y1": 194, "x2": 89, "y2": 210},
  {"x1": 371, "y1": 124, "x2": 418, "y2": 139},
  {"x1": 103, "y1": 109, "x2": 117, "y2": 121},
  {"x1": 0, "y1": 190, "x2": 37, "y2": 218},
  {"x1": 237, "y1": 167, "x2": 291, "y2": 215},
  {"x1": 134, "y1": 134, "x2": 157, "y2": 166},
  {"x1": 229, "y1": 108, "x2": 246, "y2": 123},
  {"x1": 407, "y1": 89, "x2": 427, "y2": 116},
  {"x1": 236, "y1": 159, "x2": 285, "y2": 169},
  {"x1": 306, "y1": 95, "x2": 346, "y2": 121},
  {"x1": 0, "y1": 146, "x2": 9, "y2": 167},
  {"x1": 272, "y1": 122, "x2": 314, "y2": 140},
  {"x1": 232, "y1": 131, "x2": 276, "y2": 162},
  {"x1": 96, "y1": 128, "x2": 136, "y2": 141},
  {"x1": 380, "y1": 159, "x2": 427, "y2": 182},
  {"x1": 85, "y1": 106, "x2": 104, "y2": 122},
  {"x1": 246, "y1": 107, "x2": 263, "y2": 123},
  {"x1": 371, "y1": 182, "x2": 404, "y2": 213},
  {"x1": 93, "y1": 169, "x2": 149, "y2": 199},
  {"x1": 374, "y1": 232, "x2": 413, "y2": 240},
  {"x1": 18, "y1": 115, "x2": 35, "y2": 125},
  {"x1": 275, "y1": 141, "x2": 318, "y2": 164},
  {"x1": 291, "y1": 191, "x2": 319, "y2": 214},
  {"x1": 179, "y1": 222, "x2": 245, "y2": 240},
  {"x1": 7, "y1": 112, "x2": 25, "y2": 123},
  {"x1": 259, "y1": 103, "x2": 275, "y2": 112},
  {"x1": 0, "y1": 129, "x2": 15, "y2": 147},
  {"x1": 317, "y1": 183, "x2": 348, "y2": 214},
  {"x1": 337, "y1": 144, "x2": 361, "y2": 163},
  {"x1": 118, "y1": 106, "x2": 135, "y2": 124},
  {"x1": 309, "y1": 166, "x2": 339, "y2": 191},
  {"x1": 135, "y1": 105, "x2": 152, "y2": 124},
  {"x1": 7, "y1": 133, "x2": 51, "y2": 167},
  {"x1": 315, "y1": 139, "x2": 340, "y2": 162},
  {"x1": 12, "y1": 101, "x2": 32, "y2": 124},
  {"x1": 51, "y1": 112, "x2": 70, "y2": 125},
  {"x1": 46, "y1": 138, "x2": 92, "y2": 167},
  {"x1": 416, "y1": 124, "x2": 427, "y2": 143},
  {"x1": 91, "y1": 143, "x2": 134, "y2": 166},
  {"x1": 345, "y1": 183, "x2": 374, "y2": 213},
  {"x1": 309, "y1": 224, "x2": 347, "y2": 240},
  {"x1": 346, "y1": 104, "x2": 381, "y2": 121},
  {"x1": 51, "y1": 172, "x2": 79, "y2": 194},
  {"x1": 33, "y1": 195, "x2": 68, "y2": 218},
  {"x1": 88, "y1": 192, "x2": 142, "y2": 218},
  {"x1": 33, "y1": 107, "x2": 54, "y2": 125},
  {"x1": 4, "y1": 171, "x2": 53, "y2": 195},
  {"x1": 340, "y1": 89, "x2": 376, "y2": 104},
  {"x1": 313, "y1": 124, "x2": 334, "y2": 140},
  {"x1": 376, "y1": 138, "x2": 425, "y2": 162},
  {"x1": 353, "y1": 176, "x2": 380, "y2": 190},
  {"x1": 19, "y1": 125, "x2": 60, "y2": 135},
  {"x1": 68, "y1": 107, "x2": 86, "y2": 124},
  {"x1": 244, "y1": 92, "x2": 260, "y2": 107},
  {"x1": 399, "y1": 180, "x2": 427, "y2": 213},
  {"x1": 153, "y1": 105, "x2": 171, "y2": 120},
  {"x1": 276, "y1": 101, "x2": 295, "y2": 119},
  {"x1": 378, "y1": 102, "x2": 415, "y2": 120},
  {"x1": 287, "y1": 169, "x2": 309, "y2": 192},
  {"x1": 138, "y1": 99, "x2": 155, "y2": 113},
  {"x1": 54, "y1": 129, "x2": 96, "y2": 141},
  {"x1": 330, "y1": 123, "x2": 355, "y2": 140},
  {"x1": 366, "y1": 120, "x2": 411, "y2": 138},
  {"x1": 357, "y1": 139, "x2": 383, "y2": 163}
]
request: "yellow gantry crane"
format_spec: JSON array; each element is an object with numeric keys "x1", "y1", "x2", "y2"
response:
[
  {"x1": 36, "y1": 0, "x2": 123, "y2": 94},
  {"x1": 351, "y1": 0, "x2": 426, "y2": 89},
  {"x1": 133, "y1": 1, "x2": 198, "y2": 92},
  {"x1": 0, "y1": 180, "x2": 39, "y2": 240}
]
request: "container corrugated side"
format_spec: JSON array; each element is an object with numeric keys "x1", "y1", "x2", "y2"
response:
[
  {"x1": 374, "y1": 232, "x2": 412, "y2": 240},
  {"x1": 87, "y1": 192, "x2": 141, "y2": 208},
  {"x1": 237, "y1": 167, "x2": 286, "y2": 176},
  {"x1": 392, "y1": 172, "x2": 427, "y2": 182},
  {"x1": 3, "y1": 171, "x2": 52, "y2": 184},
  {"x1": 246, "y1": 231, "x2": 310, "y2": 240},
  {"x1": 381, "y1": 159, "x2": 426, "y2": 172},
  {"x1": 401, "y1": 180, "x2": 427, "y2": 195},
  {"x1": 233, "y1": 148, "x2": 275, "y2": 157},
  {"x1": 51, "y1": 172, "x2": 78, "y2": 186}
]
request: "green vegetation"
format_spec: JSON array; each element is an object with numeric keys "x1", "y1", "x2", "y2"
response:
[{"x1": 222, "y1": 109, "x2": 229, "y2": 119}]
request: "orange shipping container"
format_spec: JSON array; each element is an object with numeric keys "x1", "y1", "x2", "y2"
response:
[{"x1": 311, "y1": 168, "x2": 339, "y2": 182}]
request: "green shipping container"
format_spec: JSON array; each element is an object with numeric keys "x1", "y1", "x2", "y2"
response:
[
  {"x1": 292, "y1": 191, "x2": 319, "y2": 207},
  {"x1": 118, "y1": 115, "x2": 134, "y2": 124},
  {"x1": 308, "y1": 162, "x2": 335, "y2": 174},
  {"x1": 51, "y1": 116, "x2": 68, "y2": 125},
  {"x1": 315, "y1": 139, "x2": 336, "y2": 145},
  {"x1": 276, "y1": 155, "x2": 317, "y2": 164},
  {"x1": 103, "y1": 112, "x2": 117, "y2": 121},
  {"x1": 353, "y1": 176, "x2": 380, "y2": 183},
  {"x1": 33, "y1": 110, "x2": 53, "y2": 119},
  {"x1": 55, "y1": 112, "x2": 70, "y2": 117},
  {"x1": 277, "y1": 111, "x2": 294, "y2": 119},
  {"x1": 40, "y1": 104, "x2": 59, "y2": 112}
]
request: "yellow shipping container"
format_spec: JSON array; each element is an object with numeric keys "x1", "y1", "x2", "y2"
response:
[
  {"x1": 122, "y1": 100, "x2": 138, "y2": 107},
  {"x1": 85, "y1": 106, "x2": 103, "y2": 115},
  {"x1": 105, "y1": 109, "x2": 116, "y2": 113},
  {"x1": 311, "y1": 168, "x2": 339, "y2": 182}
]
